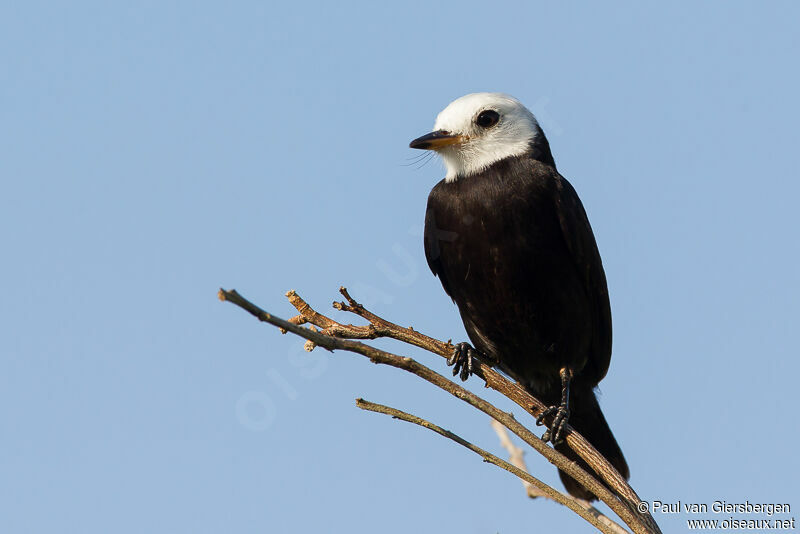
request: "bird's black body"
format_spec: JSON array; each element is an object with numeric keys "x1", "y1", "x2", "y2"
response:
[{"x1": 424, "y1": 145, "x2": 629, "y2": 500}]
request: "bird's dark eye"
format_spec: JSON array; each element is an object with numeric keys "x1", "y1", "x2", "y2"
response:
[{"x1": 476, "y1": 110, "x2": 500, "y2": 128}]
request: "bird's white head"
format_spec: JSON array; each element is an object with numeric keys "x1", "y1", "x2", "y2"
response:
[{"x1": 410, "y1": 93, "x2": 541, "y2": 182}]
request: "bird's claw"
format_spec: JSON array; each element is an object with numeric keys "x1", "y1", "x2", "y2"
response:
[
  {"x1": 448, "y1": 342, "x2": 480, "y2": 381},
  {"x1": 536, "y1": 404, "x2": 571, "y2": 445}
]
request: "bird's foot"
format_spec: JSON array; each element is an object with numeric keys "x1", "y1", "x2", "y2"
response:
[
  {"x1": 536, "y1": 403, "x2": 571, "y2": 445},
  {"x1": 448, "y1": 342, "x2": 482, "y2": 381}
]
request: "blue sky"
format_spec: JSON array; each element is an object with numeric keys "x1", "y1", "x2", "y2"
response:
[{"x1": 2, "y1": 2, "x2": 798, "y2": 532}]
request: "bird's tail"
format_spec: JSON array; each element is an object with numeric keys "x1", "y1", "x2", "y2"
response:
[{"x1": 554, "y1": 389, "x2": 629, "y2": 501}]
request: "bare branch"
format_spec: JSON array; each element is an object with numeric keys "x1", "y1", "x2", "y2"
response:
[
  {"x1": 490, "y1": 418, "x2": 548, "y2": 499},
  {"x1": 490, "y1": 419, "x2": 630, "y2": 534},
  {"x1": 218, "y1": 288, "x2": 659, "y2": 534},
  {"x1": 279, "y1": 287, "x2": 659, "y2": 534},
  {"x1": 357, "y1": 399, "x2": 629, "y2": 534}
]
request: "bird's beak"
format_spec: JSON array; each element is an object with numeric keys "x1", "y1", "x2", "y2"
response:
[{"x1": 409, "y1": 130, "x2": 466, "y2": 150}]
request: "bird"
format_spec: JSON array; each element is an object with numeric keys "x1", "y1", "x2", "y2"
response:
[{"x1": 409, "y1": 92, "x2": 628, "y2": 501}]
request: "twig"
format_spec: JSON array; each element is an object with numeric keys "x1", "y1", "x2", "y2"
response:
[
  {"x1": 218, "y1": 288, "x2": 657, "y2": 534},
  {"x1": 357, "y1": 399, "x2": 629, "y2": 534},
  {"x1": 490, "y1": 419, "x2": 548, "y2": 499},
  {"x1": 490, "y1": 419, "x2": 630, "y2": 534},
  {"x1": 282, "y1": 287, "x2": 659, "y2": 534}
]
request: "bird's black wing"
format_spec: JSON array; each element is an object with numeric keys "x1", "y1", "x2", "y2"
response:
[
  {"x1": 423, "y1": 182, "x2": 454, "y2": 298},
  {"x1": 552, "y1": 174, "x2": 613, "y2": 381}
]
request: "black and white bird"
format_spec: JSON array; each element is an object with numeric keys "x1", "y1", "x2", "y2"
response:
[{"x1": 410, "y1": 93, "x2": 628, "y2": 500}]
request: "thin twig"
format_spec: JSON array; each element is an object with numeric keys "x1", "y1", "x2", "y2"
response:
[
  {"x1": 218, "y1": 288, "x2": 656, "y2": 534},
  {"x1": 490, "y1": 419, "x2": 630, "y2": 534},
  {"x1": 357, "y1": 399, "x2": 629, "y2": 534},
  {"x1": 490, "y1": 419, "x2": 548, "y2": 499}
]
